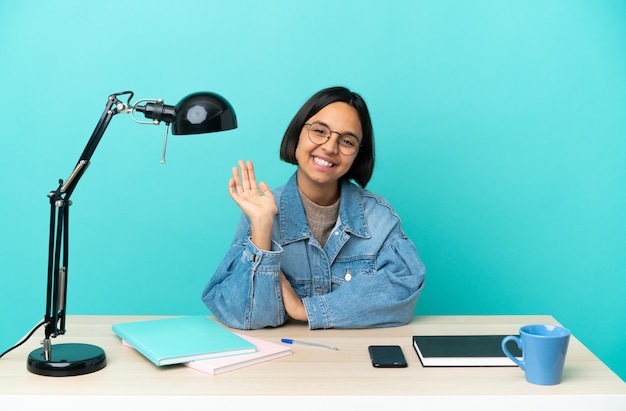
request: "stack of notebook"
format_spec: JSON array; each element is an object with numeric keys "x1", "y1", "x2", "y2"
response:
[{"x1": 112, "y1": 315, "x2": 291, "y2": 375}]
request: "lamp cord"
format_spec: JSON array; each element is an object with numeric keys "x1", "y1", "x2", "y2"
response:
[{"x1": 0, "y1": 319, "x2": 46, "y2": 360}]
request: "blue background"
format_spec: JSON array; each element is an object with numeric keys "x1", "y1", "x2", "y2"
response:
[{"x1": 1, "y1": 1, "x2": 624, "y2": 381}]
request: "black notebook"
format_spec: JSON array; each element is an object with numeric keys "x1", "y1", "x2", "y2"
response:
[{"x1": 413, "y1": 335, "x2": 522, "y2": 367}]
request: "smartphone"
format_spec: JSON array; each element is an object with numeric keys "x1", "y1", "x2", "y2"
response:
[{"x1": 368, "y1": 345, "x2": 408, "y2": 368}]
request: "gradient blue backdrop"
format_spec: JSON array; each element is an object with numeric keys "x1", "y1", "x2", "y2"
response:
[{"x1": 1, "y1": 0, "x2": 624, "y2": 381}]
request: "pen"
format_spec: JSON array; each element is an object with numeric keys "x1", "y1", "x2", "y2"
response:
[{"x1": 281, "y1": 338, "x2": 339, "y2": 351}]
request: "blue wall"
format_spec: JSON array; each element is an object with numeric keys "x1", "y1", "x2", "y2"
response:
[{"x1": 1, "y1": 1, "x2": 624, "y2": 381}]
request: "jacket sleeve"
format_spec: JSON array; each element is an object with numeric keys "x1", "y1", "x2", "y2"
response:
[
  {"x1": 303, "y1": 233, "x2": 426, "y2": 329},
  {"x1": 200, "y1": 214, "x2": 287, "y2": 330}
]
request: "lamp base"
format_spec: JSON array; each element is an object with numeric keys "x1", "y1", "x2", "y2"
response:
[{"x1": 27, "y1": 343, "x2": 106, "y2": 377}]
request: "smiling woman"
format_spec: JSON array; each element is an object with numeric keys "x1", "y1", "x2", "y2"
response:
[
  {"x1": 201, "y1": 86, "x2": 426, "y2": 330},
  {"x1": 294, "y1": 102, "x2": 363, "y2": 204}
]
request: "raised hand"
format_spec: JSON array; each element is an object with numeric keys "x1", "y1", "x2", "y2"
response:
[{"x1": 228, "y1": 160, "x2": 277, "y2": 250}]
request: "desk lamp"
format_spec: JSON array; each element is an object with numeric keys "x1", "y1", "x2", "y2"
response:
[{"x1": 25, "y1": 90, "x2": 237, "y2": 377}]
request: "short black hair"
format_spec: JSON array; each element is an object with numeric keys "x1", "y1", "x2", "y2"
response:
[{"x1": 279, "y1": 86, "x2": 375, "y2": 188}]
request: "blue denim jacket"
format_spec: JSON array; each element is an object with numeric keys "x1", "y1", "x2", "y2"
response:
[{"x1": 201, "y1": 173, "x2": 425, "y2": 330}]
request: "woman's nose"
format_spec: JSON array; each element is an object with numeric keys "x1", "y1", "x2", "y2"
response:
[{"x1": 320, "y1": 133, "x2": 340, "y2": 153}]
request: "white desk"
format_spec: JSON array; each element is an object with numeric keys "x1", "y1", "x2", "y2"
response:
[{"x1": 1, "y1": 315, "x2": 624, "y2": 410}]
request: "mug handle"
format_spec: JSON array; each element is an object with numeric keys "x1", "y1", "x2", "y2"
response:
[{"x1": 502, "y1": 335, "x2": 525, "y2": 370}]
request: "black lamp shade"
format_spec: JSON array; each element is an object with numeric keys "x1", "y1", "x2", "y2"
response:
[{"x1": 172, "y1": 92, "x2": 237, "y2": 135}]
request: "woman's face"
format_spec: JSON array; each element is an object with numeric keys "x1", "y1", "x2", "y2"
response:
[{"x1": 295, "y1": 102, "x2": 362, "y2": 205}]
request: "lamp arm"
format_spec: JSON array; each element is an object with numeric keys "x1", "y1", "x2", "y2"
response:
[
  {"x1": 62, "y1": 92, "x2": 133, "y2": 198},
  {"x1": 42, "y1": 92, "x2": 133, "y2": 351}
]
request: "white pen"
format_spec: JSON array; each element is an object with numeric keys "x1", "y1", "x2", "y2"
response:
[{"x1": 281, "y1": 338, "x2": 339, "y2": 351}]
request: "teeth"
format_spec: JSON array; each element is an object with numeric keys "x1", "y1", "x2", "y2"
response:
[{"x1": 314, "y1": 157, "x2": 333, "y2": 167}]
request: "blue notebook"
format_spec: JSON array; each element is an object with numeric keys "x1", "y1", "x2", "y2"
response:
[{"x1": 112, "y1": 316, "x2": 256, "y2": 366}]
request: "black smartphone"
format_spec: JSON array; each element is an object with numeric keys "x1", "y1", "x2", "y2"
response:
[{"x1": 368, "y1": 345, "x2": 408, "y2": 368}]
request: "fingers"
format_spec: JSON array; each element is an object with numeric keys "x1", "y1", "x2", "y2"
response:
[
  {"x1": 227, "y1": 160, "x2": 277, "y2": 224},
  {"x1": 228, "y1": 164, "x2": 241, "y2": 199},
  {"x1": 259, "y1": 181, "x2": 273, "y2": 197},
  {"x1": 229, "y1": 160, "x2": 263, "y2": 196},
  {"x1": 228, "y1": 160, "x2": 247, "y2": 195},
  {"x1": 246, "y1": 160, "x2": 260, "y2": 193},
  {"x1": 233, "y1": 160, "x2": 256, "y2": 191},
  {"x1": 238, "y1": 159, "x2": 252, "y2": 191}
]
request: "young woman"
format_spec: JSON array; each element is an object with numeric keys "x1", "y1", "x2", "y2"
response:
[{"x1": 202, "y1": 86, "x2": 425, "y2": 329}]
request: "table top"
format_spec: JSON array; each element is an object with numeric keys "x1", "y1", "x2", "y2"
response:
[{"x1": 1, "y1": 315, "x2": 624, "y2": 409}]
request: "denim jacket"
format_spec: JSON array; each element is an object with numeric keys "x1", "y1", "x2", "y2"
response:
[{"x1": 201, "y1": 173, "x2": 425, "y2": 330}]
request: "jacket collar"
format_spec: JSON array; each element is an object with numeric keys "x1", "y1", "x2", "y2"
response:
[{"x1": 279, "y1": 173, "x2": 370, "y2": 243}]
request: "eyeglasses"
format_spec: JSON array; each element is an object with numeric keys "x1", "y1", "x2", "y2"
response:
[{"x1": 304, "y1": 122, "x2": 362, "y2": 156}]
